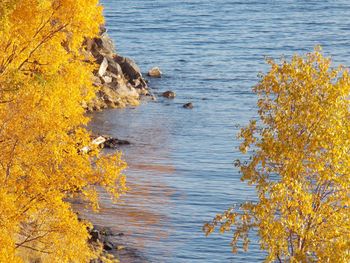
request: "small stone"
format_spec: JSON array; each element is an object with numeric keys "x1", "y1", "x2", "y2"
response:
[
  {"x1": 116, "y1": 245, "x2": 125, "y2": 251},
  {"x1": 90, "y1": 230, "x2": 101, "y2": 242},
  {"x1": 102, "y1": 75, "x2": 112, "y2": 84},
  {"x1": 183, "y1": 102, "x2": 193, "y2": 109},
  {"x1": 91, "y1": 136, "x2": 106, "y2": 146},
  {"x1": 147, "y1": 67, "x2": 162, "y2": 78},
  {"x1": 162, "y1": 91, "x2": 176, "y2": 99},
  {"x1": 103, "y1": 242, "x2": 114, "y2": 251}
]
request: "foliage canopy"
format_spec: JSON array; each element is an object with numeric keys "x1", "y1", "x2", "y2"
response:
[
  {"x1": 0, "y1": 1, "x2": 126, "y2": 262},
  {"x1": 204, "y1": 49, "x2": 350, "y2": 262}
]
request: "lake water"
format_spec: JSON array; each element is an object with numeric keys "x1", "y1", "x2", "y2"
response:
[{"x1": 85, "y1": 1, "x2": 350, "y2": 262}]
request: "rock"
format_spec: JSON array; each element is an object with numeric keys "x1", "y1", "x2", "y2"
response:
[
  {"x1": 116, "y1": 245, "x2": 125, "y2": 251},
  {"x1": 113, "y1": 56, "x2": 148, "y2": 89},
  {"x1": 102, "y1": 75, "x2": 112, "y2": 84},
  {"x1": 84, "y1": 37, "x2": 94, "y2": 53},
  {"x1": 95, "y1": 33, "x2": 115, "y2": 56},
  {"x1": 106, "y1": 57, "x2": 123, "y2": 76},
  {"x1": 115, "y1": 81, "x2": 139, "y2": 99},
  {"x1": 138, "y1": 87, "x2": 150, "y2": 96},
  {"x1": 86, "y1": 34, "x2": 115, "y2": 63},
  {"x1": 162, "y1": 91, "x2": 176, "y2": 99},
  {"x1": 100, "y1": 227, "x2": 113, "y2": 236},
  {"x1": 117, "y1": 139, "x2": 131, "y2": 145},
  {"x1": 84, "y1": 30, "x2": 150, "y2": 112},
  {"x1": 98, "y1": 57, "x2": 108, "y2": 77},
  {"x1": 114, "y1": 55, "x2": 142, "y2": 80},
  {"x1": 147, "y1": 67, "x2": 162, "y2": 78},
  {"x1": 183, "y1": 102, "x2": 193, "y2": 109},
  {"x1": 103, "y1": 241, "x2": 114, "y2": 251},
  {"x1": 133, "y1": 78, "x2": 142, "y2": 89},
  {"x1": 90, "y1": 230, "x2": 101, "y2": 242},
  {"x1": 98, "y1": 83, "x2": 139, "y2": 108},
  {"x1": 91, "y1": 136, "x2": 106, "y2": 146},
  {"x1": 80, "y1": 136, "x2": 106, "y2": 153},
  {"x1": 104, "y1": 137, "x2": 130, "y2": 148},
  {"x1": 100, "y1": 33, "x2": 115, "y2": 54},
  {"x1": 92, "y1": 76, "x2": 102, "y2": 87},
  {"x1": 80, "y1": 146, "x2": 90, "y2": 154},
  {"x1": 99, "y1": 24, "x2": 107, "y2": 34}
]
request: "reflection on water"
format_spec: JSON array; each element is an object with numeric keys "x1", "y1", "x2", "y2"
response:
[
  {"x1": 129, "y1": 163, "x2": 176, "y2": 174},
  {"x1": 78, "y1": 106, "x2": 178, "y2": 261}
]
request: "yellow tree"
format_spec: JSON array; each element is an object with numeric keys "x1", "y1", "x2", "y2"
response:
[
  {"x1": 0, "y1": 1, "x2": 126, "y2": 262},
  {"x1": 204, "y1": 49, "x2": 350, "y2": 262}
]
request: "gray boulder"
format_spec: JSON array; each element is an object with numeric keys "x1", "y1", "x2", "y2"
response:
[
  {"x1": 106, "y1": 57, "x2": 123, "y2": 76},
  {"x1": 113, "y1": 55, "x2": 142, "y2": 80}
]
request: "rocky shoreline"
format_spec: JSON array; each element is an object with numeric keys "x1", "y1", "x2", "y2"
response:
[
  {"x1": 80, "y1": 27, "x2": 152, "y2": 262},
  {"x1": 89, "y1": 225, "x2": 147, "y2": 263},
  {"x1": 83, "y1": 26, "x2": 192, "y2": 263},
  {"x1": 83, "y1": 27, "x2": 154, "y2": 112}
]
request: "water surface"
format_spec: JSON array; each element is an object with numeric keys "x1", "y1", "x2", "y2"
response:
[{"x1": 84, "y1": 1, "x2": 350, "y2": 262}]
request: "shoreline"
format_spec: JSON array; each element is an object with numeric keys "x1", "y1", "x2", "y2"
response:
[
  {"x1": 88, "y1": 224, "x2": 148, "y2": 263},
  {"x1": 83, "y1": 27, "x2": 155, "y2": 263},
  {"x1": 83, "y1": 27, "x2": 154, "y2": 112}
]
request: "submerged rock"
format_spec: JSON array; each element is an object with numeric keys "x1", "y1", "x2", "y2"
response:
[
  {"x1": 183, "y1": 102, "x2": 193, "y2": 109},
  {"x1": 147, "y1": 67, "x2": 162, "y2": 78},
  {"x1": 162, "y1": 90, "x2": 176, "y2": 99}
]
